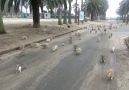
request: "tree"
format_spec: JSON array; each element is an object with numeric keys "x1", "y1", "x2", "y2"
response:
[
  {"x1": 87, "y1": 0, "x2": 99, "y2": 20},
  {"x1": 30, "y1": 0, "x2": 40, "y2": 28},
  {"x1": 47, "y1": 0, "x2": 67, "y2": 25},
  {"x1": 20, "y1": 0, "x2": 22, "y2": 13},
  {"x1": 1, "y1": 0, "x2": 42, "y2": 28},
  {"x1": 82, "y1": 0, "x2": 88, "y2": 16},
  {"x1": 98, "y1": 0, "x2": 109, "y2": 20},
  {"x1": 63, "y1": 6, "x2": 68, "y2": 24},
  {"x1": 81, "y1": 0, "x2": 83, "y2": 11},
  {"x1": 3, "y1": 0, "x2": 10, "y2": 16},
  {"x1": 73, "y1": 0, "x2": 79, "y2": 23},
  {"x1": 117, "y1": 2, "x2": 126, "y2": 22},
  {"x1": 68, "y1": 0, "x2": 73, "y2": 24},
  {"x1": 86, "y1": 0, "x2": 108, "y2": 21},
  {"x1": 40, "y1": 0, "x2": 47, "y2": 18},
  {"x1": 117, "y1": 0, "x2": 129, "y2": 23},
  {"x1": 58, "y1": 3, "x2": 62, "y2": 25},
  {"x1": 24, "y1": 0, "x2": 29, "y2": 18},
  {"x1": 58, "y1": 0, "x2": 67, "y2": 25},
  {"x1": 72, "y1": 2, "x2": 79, "y2": 9},
  {"x1": 54, "y1": 2, "x2": 63, "y2": 25},
  {"x1": 1, "y1": 0, "x2": 68, "y2": 27},
  {"x1": 0, "y1": 0, "x2": 6, "y2": 34}
]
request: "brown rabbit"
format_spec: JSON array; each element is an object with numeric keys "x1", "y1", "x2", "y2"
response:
[{"x1": 106, "y1": 69, "x2": 114, "y2": 80}]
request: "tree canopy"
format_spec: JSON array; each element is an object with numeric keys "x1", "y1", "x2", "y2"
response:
[
  {"x1": 117, "y1": 0, "x2": 129, "y2": 22},
  {"x1": 82, "y1": 0, "x2": 109, "y2": 20}
]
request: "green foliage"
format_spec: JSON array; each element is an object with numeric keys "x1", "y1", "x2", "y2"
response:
[
  {"x1": 117, "y1": 0, "x2": 129, "y2": 23},
  {"x1": 46, "y1": 0, "x2": 67, "y2": 11},
  {"x1": 116, "y1": 0, "x2": 129, "y2": 16},
  {"x1": 82, "y1": 0, "x2": 108, "y2": 20}
]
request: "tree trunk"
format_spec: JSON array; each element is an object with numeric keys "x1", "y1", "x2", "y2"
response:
[
  {"x1": 94, "y1": 14, "x2": 97, "y2": 20},
  {"x1": 4, "y1": 0, "x2": 10, "y2": 16},
  {"x1": 81, "y1": 0, "x2": 83, "y2": 11},
  {"x1": 26, "y1": 9, "x2": 27, "y2": 18},
  {"x1": 103, "y1": 12, "x2": 106, "y2": 20},
  {"x1": 123, "y1": 14, "x2": 126, "y2": 23},
  {"x1": 41, "y1": 7, "x2": 44, "y2": 18},
  {"x1": 30, "y1": 4, "x2": 32, "y2": 14},
  {"x1": 63, "y1": 9, "x2": 67, "y2": 24},
  {"x1": 84, "y1": 0, "x2": 88, "y2": 16},
  {"x1": 126, "y1": 14, "x2": 129, "y2": 24},
  {"x1": 40, "y1": 1, "x2": 44, "y2": 18},
  {"x1": 30, "y1": 0, "x2": 40, "y2": 28},
  {"x1": 54, "y1": 8, "x2": 56, "y2": 18},
  {"x1": 68, "y1": 0, "x2": 72, "y2": 24},
  {"x1": 58, "y1": 4, "x2": 62, "y2": 25},
  {"x1": 122, "y1": 15, "x2": 123, "y2": 19},
  {"x1": 0, "y1": 0, "x2": 6, "y2": 34},
  {"x1": 91, "y1": 12, "x2": 94, "y2": 21},
  {"x1": 20, "y1": 0, "x2": 22, "y2": 13},
  {"x1": 75, "y1": 0, "x2": 77, "y2": 23}
]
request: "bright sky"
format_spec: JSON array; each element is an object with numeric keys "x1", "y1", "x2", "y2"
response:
[
  {"x1": 72, "y1": 0, "x2": 122, "y2": 18},
  {"x1": 106, "y1": 0, "x2": 122, "y2": 18}
]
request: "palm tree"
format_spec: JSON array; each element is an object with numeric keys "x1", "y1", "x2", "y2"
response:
[
  {"x1": 2, "y1": 0, "x2": 42, "y2": 28},
  {"x1": 124, "y1": 0, "x2": 129, "y2": 23},
  {"x1": 98, "y1": 0, "x2": 109, "y2": 20},
  {"x1": 20, "y1": 0, "x2": 22, "y2": 13},
  {"x1": 1, "y1": 0, "x2": 44, "y2": 28},
  {"x1": 40, "y1": 0, "x2": 47, "y2": 18},
  {"x1": 63, "y1": 6, "x2": 68, "y2": 24},
  {"x1": 0, "y1": 0, "x2": 6, "y2": 34},
  {"x1": 30, "y1": 0, "x2": 40, "y2": 28},
  {"x1": 24, "y1": 1, "x2": 29, "y2": 18},
  {"x1": 3, "y1": 0, "x2": 10, "y2": 16},
  {"x1": 87, "y1": 0, "x2": 99, "y2": 20},
  {"x1": 73, "y1": 0, "x2": 79, "y2": 23},
  {"x1": 47, "y1": 0, "x2": 67, "y2": 25},
  {"x1": 117, "y1": 3, "x2": 124, "y2": 21},
  {"x1": 117, "y1": 0, "x2": 129, "y2": 22},
  {"x1": 58, "y1": 3, "x2": 63, "y2": 25},
  {"x1": 81, "y1": 0, "x2": 83, "y2": 11},
  {"x1": 1, "y1": 0, "x2": 67, "y2": 27},
  {"x1": 86, "y1": 0, "x2": 108, "y2": 21},
  {"x1": 82, "y1": 0, "x2": 88, "y2": 16},
  {"x1": 68, "y1": 0, "x2": 73, "y2": 24},
  {"x1": 116, "y1": 1, "x2": 126, "y2": 20}
]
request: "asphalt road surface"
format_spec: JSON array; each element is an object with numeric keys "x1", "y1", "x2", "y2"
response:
[{"x1": 0, "y1": 21, "x2": 129, "y2": 90}]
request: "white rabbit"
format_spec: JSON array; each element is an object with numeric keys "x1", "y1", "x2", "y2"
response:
[
  {"x1": 16, "y1": 64, "x2": 22, "y2": 73},
  {"x1": 51, "y1": 45, "x2": 58, "y2": 52},
  {"x1": 46, "y1": 38, "x2": 51, "y2": 42},
  {"x1": 111, "y1": 47, "x2": 115, "y2": 53},
  {"x1": 75, "y1": 47, "x2": 81, "y2": 55}
]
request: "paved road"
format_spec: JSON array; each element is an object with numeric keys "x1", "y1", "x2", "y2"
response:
[{"x1": 0, "y1": 21, "x2": 129, "y2": 90}]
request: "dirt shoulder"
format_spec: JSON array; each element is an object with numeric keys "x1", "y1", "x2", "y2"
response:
[{"x1": 0, "y1": 18, "x2": 102, "y2": 54}]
